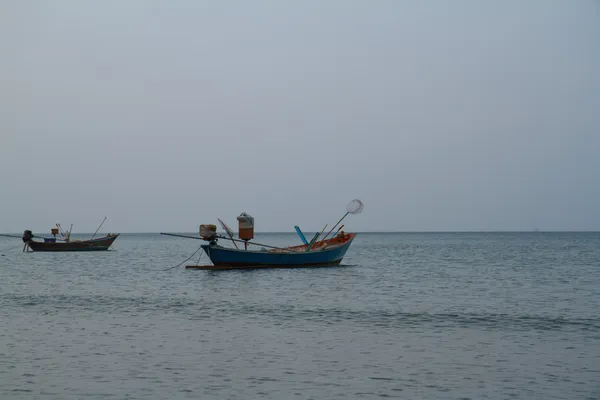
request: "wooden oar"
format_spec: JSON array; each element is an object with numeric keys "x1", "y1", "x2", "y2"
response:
[
  {"x1": 294, "y1": 226, "x2": 308, "y2": 245},
  {"x1": 306, "y1": 224, "x2": 327, "y2": 252},
  {"x1": 313, "y1": 225, "x2": 345, "y2": 250}
]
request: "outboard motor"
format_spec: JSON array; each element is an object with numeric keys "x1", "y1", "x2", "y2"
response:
[{"x1": 22, "y1": 230, "x2": 33, "y2": 243}]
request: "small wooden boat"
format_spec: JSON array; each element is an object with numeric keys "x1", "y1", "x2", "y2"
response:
[
  {"x1": 22, "y1": 219, "x2": 119, "y2": 252},
  {"x1": 25, "y1": 234, "x2": 119, "y2": 252},
  {"x1": 162, "y1": 199, "x2": 363, "y2": 270},
  {"x1": 199, "y1": 232, "x2": 356, "y2": 269}
]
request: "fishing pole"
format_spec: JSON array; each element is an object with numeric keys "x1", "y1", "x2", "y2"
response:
[
  {"x1": 160, "y1": 232, "x2": 292, "y2": 251},
  {"x1": 306, "y1": 224, "x2": 327, "y2": 252},
  {"x1": 91, "y1": 217, "x2": 107, "y2": 240}
]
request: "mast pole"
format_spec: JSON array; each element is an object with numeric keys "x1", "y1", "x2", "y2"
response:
[{"x1": 91, "y1": 217, "x2": 107, "y2": 240}]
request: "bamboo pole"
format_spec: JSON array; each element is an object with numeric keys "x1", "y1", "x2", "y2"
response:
[
  {"x1": 160, "y1": 232, "x2": 292, "y2": 251},
  {"x1": 91, "y1": 217, "x2": 107, "y2": 240},
  {"x1": 306, "y1": 224, "x2": 327, "y2": 252}
]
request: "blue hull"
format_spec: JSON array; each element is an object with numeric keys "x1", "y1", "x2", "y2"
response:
[{"x1": 201, "y1": 237, "x2": 354, "y2": 267}]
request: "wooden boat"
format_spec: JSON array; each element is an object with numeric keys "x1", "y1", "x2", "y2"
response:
[
  {"x1": 163, "y1": 200, "x2": 363, "y2": 270},
  {"x1": 22, "y1": 219, "x2": 119, "y2": 252},
  {"x1": 198, "y1": 232, "x2": 356, "y2": 269},
  {"x1": 25, "y1": 234, "x2": 119, "y2": 252},
  {"x1": 163, "y1": 199, "x2": 363, "y2": 270}
]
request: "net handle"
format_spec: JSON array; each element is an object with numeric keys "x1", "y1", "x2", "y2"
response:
[{"x1": 320, "y1": 199, "x2": 363, "y2": 243}]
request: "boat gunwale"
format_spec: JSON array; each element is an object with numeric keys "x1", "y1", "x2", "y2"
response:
[
  {"x1": 185, "y1": 260, "x2": 345, "y2": 270},
  {"x1": 202, "y1": 233, "x2": 356, "y2": 255}
]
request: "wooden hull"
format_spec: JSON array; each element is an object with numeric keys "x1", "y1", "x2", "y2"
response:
[
  {"x1": 26, "y1": 235, "x2": 119, "y2": 252},
  {"x1": 185, "y1": 262, "x2": 345, "y2": 270},
  {"x1": 201, "y1": 233, "x2": 355, "y2": 267}
]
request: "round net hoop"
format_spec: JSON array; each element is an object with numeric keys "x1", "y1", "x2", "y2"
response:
[{"x1": 346, "y1": 199, "x2": 364, "y2": 214}]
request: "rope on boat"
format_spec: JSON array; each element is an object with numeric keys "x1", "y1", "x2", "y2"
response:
[
  {"x1": 0, "y1": 233, "x2": 23, "y2": 239},
  {"x1": 164, "y1": 247, "x2": 203, "y2": 271},
  {"x1": 0, "y1": 243, "x2": 24, "y2": 255}
]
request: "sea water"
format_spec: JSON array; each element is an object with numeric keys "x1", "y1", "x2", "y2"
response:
[{"x1": 1, "y1": 232, "x2": 599, "y2": 399}]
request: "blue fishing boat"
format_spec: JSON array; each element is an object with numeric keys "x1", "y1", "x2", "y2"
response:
[
  {"x1": 161, "y1": 199, "x2": 363, "y2": 270},
  {"x1": 199, "y1": 233, "x2": 357, "y2": 269}
]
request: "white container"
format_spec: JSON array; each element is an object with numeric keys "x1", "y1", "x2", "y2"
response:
[{"x1": 237, "y1": 212, "x2": 254, "y2": 240}]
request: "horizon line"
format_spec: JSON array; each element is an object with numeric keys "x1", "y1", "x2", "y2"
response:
[{"x1": 3, "y1": 230, "x2": 600, "y2": 235}]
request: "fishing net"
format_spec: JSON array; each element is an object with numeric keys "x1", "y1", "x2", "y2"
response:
[
  {"x1": 346, "y1": 199, "x2": 364, "y2": 214},
  {"x1": 217, "y1": 218, "x2": 235, "y2": 238},
  {"x1": 318, "y1": 199, "x2": 364, "y2": 243},
  {"x1": 217, "y1": 218, "x2": 239, "y2": 249}
]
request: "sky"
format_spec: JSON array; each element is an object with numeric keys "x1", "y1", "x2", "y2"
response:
[{"x1": 1, "y1": 1, "x2": 599, "y2": 233}]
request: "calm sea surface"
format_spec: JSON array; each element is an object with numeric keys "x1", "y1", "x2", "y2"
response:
[{"x1": 1, "y1": 232, "x2": 599, "y2": 399}]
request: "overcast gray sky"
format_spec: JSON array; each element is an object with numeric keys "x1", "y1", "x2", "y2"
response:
[{"x1": 1, "y1": 1, "x2": 599, "y2": 233}]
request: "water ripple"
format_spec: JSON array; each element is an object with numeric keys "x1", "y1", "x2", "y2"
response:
[{"x1": 2, "y1": 293, "x2": 599, "y2": 333}]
